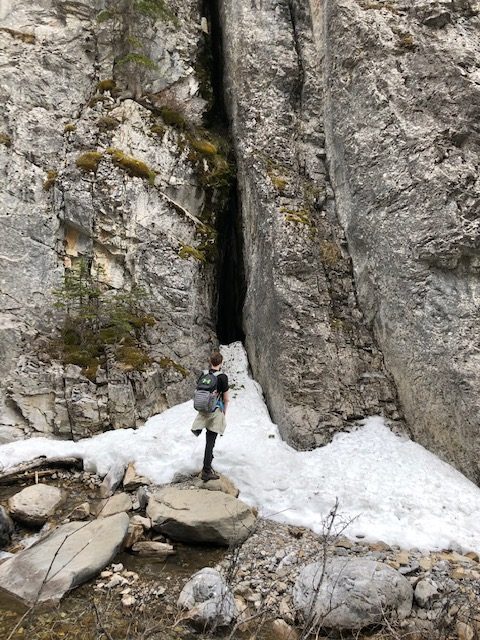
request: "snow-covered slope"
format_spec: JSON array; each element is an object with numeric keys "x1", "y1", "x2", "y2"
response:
[{"x1": 1, "y1": 343, "x2": 479, "y2": 553}]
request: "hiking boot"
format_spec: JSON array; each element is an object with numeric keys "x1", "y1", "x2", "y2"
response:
[{"x1": 201, "y1": 468, "x2": 220, "y2": 482}]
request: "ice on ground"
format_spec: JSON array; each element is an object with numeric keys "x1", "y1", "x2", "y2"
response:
[{"x1": 1, "y1": 342, "x2": 480, "y2": 553}]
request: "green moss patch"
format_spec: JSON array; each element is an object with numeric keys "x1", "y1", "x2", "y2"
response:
[
  {"x1": 178, "y1": 244, "x2": 206, "y2": 262},
  {"x1": 159, "y1": 106, "x2": 187, "y2": 129},
  {"x1": 117, "y1": 346, "x2": 152, "y2": 370},
  {"x1": 43, "y1": 170, "x2": 58, "y2": 191},
  {"x1": 76, "y1": 151, "x2": 103, "y2": 173},
  {"x1": 282, "y1": 207, "x2": 312, "y2": 226},
  {"x1": 0, "y1": 133, "x2": 12, "y2": 148},
  {"x1": 150, "y1": 124, "x2": 166, "y2": 136},
  {"x1": 159, "y1": 357, "x2": 188, "y2": 377},
  {"x1": 107, "y1": 148, "x2": 156, "y2": 183},
  {"x1": 0, "y1": 27, "x2": 35, "y2": 44},
  {"x1": 189, "y1": 137, "x2": 218, "y2": 155},
  {"x1": 97, "y1": 116, "x2": 120, "y2": 131},
  {"x1": 320, "y1": 240, "x2": 342, "y2": 265},
  {"x1": 97, "y1": 79, "x2": 116, "y2": 94}
]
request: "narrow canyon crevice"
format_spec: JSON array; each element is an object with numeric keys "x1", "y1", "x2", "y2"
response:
[{"x1": 202, "y1": 0, "x2": 246, "y2": 345}]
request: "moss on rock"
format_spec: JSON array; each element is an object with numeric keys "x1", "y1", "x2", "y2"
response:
[
  {"x1": 107, "y1": 148, "x2": 156, "y2": 183},
  {"x1": 97, "y1": 79, "x2": 116, "y2": 94},
  {"x1": 97, "y1": 116, "x2": 120, "y2": 131},
  {"x1": 76, "y1": 151, "x2": 103, "y2": 173},
  {"x1": 43, "y1": 170, "x2": 58, "y2": 191},
  {"x1": 178, "y1": 244, "x2": 206, "y2": 262},
  {"x1": 159, "y1": 356, "x2": 188, "y2": 377},
  {"x1": 0, "y1": 133, "x2": 12, "y2": 148}
]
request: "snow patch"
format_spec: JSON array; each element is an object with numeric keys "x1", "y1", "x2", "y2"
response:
[{"x1": 1, "y1": 342, "x2": 480, "y2": 553}]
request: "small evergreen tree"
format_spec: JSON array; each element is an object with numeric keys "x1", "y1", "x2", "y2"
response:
[{"x1": 52, "y1": 259, "x2": 154, "y2": 379}]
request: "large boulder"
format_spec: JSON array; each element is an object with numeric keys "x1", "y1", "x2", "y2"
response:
[
  {"x1": 147, "y1": 488, "x2": 256, "y2": 546},
  {"x1": 0, "y1": 507, "x2": 14, "y2": 548},
  {"x1": 8, "y1": 484, "x2": 65, "y2": 527},
  {"x1": 178, "y1": 568, "x2": 237, "y2": 629},
  {"x1": 0, "y1": 512, "x2": 129, "y2": 606},
  {"x1": 293, "y1": 557, "x2": 413, "y2": 630}
]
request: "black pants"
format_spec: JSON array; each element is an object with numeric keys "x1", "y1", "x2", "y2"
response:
[{"x1": 203, "y1": 429, "x2": 217, "y2": 471}]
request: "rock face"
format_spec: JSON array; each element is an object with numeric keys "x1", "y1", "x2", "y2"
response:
[
  {"x1": 0, "y1": 512, "x2": 129, "y2": 606},
  {"x1": 218, "y1": 0, "x2": 480, "y2": 479},
  {"x1": 1, "y1": 0, "x2": 480, "y2": 483},
  {"x1": 219, "y1": 0, "x2": 400, "y2": 450},
  {"x1": 177, "y1": 567, "x2": 237, "y2": 629},
  {"x1": 147, "y1": 487, "x2": 256, "y2": 545},
  {"x1": 8, "y1": 484, "x2": 65, "y2": 527},
  {"x1": 0, "y1": 0, "x2": 220, "y2": 440},
  {"x1": 293, "y1": 557, "x2": 413, "y2": 630},
  {"x1": 314, "y1": 0, "x2": 480, "y2": 481}
]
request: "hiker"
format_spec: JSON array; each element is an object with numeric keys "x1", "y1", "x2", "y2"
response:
[{"x1": 192, "y1": 351, "x2": 229, "y2": 482}]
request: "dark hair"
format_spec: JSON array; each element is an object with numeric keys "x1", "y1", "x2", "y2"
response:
[{"x1": 210, "y1": 351, "x2": 223, "y2": 367}]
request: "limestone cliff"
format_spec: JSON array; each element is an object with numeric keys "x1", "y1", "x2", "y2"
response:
[
  {"x1": 316, "y1": 0, "x2": 480, "y2": 482},
  {"x1": 1, "y1": 0, "x2": 479, "y2": 484},
  {"x1": 219, "y1": 0, "x2": 400, "y2": 450},
  {"x1": 219, "y1": 0, "x2": 480, "y2": 481},
  {"x1": 0, "y1": 0, "x2": 222, "y2": 440}
]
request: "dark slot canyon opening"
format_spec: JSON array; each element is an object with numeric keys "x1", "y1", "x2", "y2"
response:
[
  {"x1": 216, "y1": 182, "x2": 246, "y2": 344},
  {"x1": 202, "y1": 0, "x2": 246, "y2": 344}
]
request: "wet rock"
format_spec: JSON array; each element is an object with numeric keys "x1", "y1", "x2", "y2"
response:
[
  {"x1": 0, "y1": 513, "x2": 129, "y2": 606},
  {"x1": 293, "y1": 557, "x2": 413, "y2": 630},
  {"x1": 178, "y1": 568, "x2": 237, "y2": 629},
  {"x1": 8, "y1": 483, "x2": 65, "y2": 527},
  {"x1": 0, "y1": 507, "x2": 14, "y2": 547},
  {"x1": 147, "y1": 487, "x2": 256, "y2": 546}
]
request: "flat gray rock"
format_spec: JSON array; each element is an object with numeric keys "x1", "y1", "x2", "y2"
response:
[
  {"x1": 0, "y1": 512, "x2": 129, "y2": 606},
  {"x1": 93, "y1": 493, "x2": 132, "y2": 518},
  {"x1": 8, "y1": 484, "x2": 65, "y2": 527},
  {"x1": 293, "y1": 557, "x2": 413, "y2": 630},
  {"x1": 147, "y1": 488, "x2": 256, "y2": 546}
]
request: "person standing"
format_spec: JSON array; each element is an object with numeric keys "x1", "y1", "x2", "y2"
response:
[{"x1": 192, "y1": 351, "x2": 229, "y2": 481}]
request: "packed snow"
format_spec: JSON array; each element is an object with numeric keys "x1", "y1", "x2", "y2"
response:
[{"x1": 1, "y1": 342, "x2": 480, "y2": 553}]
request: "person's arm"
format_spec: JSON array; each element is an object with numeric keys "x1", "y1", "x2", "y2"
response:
[{"x1": 222, "y1": 390, "x2": 230, "y2": 415}]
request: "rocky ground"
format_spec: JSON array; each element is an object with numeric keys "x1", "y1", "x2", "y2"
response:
[{"x1": 0, "y1": 465, "x2": 478, "y2": 640}]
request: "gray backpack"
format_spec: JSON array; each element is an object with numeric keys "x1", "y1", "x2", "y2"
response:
[{"x1": 193, "y1": 371, "x2": 220, "y2": 413}]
